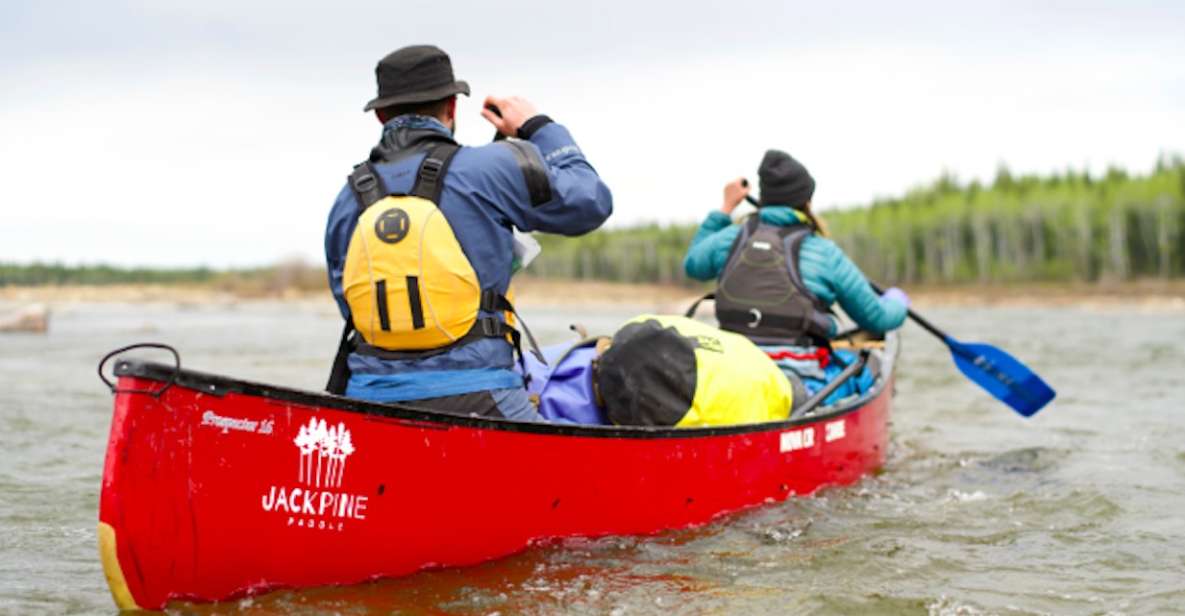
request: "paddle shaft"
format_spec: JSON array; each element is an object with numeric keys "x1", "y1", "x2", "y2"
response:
[
  {"x1": 790, "y1": 348, "x2": 870, "y2": 418},
  {"x1": 866, "y1": 282, "x2": 951, "y2": 342}
]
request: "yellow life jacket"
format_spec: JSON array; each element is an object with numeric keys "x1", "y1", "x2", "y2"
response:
[
  {"x1": 340, "y1": 143, "x2": 526, "y2": 356},
  {"x1": 595, "y1": 315, "x2": 794, "y2": 427}
]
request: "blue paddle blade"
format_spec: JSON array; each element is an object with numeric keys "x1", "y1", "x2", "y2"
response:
[{"x1": 946, "y1": 338, "x2": 1056, "y2": 417}]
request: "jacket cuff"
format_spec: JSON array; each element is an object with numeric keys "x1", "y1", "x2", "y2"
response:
[
  {"x1": 704, "y1": 211, "x2": 733, "y2": 229},
  {"x1": 525, "y1": 122, "x2": 582, "y2": 165},
  {"x1": 517, "y1": 115, "x2": 554, "y2": 139}
]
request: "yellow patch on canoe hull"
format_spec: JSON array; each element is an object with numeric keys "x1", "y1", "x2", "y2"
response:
[{"x1": 98, "y1": 522, "x2": 141, "y2": 611}]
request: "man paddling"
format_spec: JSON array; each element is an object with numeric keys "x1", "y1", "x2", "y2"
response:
[{"x1": 324, "y1": 45, "x2": 613, "y2": 420}]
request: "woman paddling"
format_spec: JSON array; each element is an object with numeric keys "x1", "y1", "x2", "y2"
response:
[{"x1": 683, "y1": 149, "x2": 910, "y2": 403}]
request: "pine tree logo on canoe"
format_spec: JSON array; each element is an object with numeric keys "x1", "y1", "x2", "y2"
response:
[
  {"x1": 261, "y1": 416, "x2": 368, "y2": 530},
  {"x1": 294, "y1": 418, "x2": 355, "y2": 488}
]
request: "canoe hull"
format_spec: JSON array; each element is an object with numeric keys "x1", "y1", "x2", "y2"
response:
[{"x1": 99, "y1": 351, "x2": 893, "y2": 610}]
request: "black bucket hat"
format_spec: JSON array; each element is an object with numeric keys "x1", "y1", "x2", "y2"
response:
[{"x1": 363, "y1": 45, "x2": 470, "y2": 112}]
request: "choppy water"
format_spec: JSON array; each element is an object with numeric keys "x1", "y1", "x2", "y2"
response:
[{"x1": 1, "y1": 298, "x2": 1183, "y2": 615}]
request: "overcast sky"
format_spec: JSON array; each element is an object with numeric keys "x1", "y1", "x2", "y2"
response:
[{"x1": 2, "y1": 1, "x2": 1183, "y2": 267}]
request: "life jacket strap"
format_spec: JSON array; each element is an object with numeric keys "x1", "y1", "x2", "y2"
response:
[
  {"x1": 348, "y1": 142, "x2": 460, "y2": 213},
  {"x1": 352, "y1": 320, "x2": 500, "y2": 361},
  {"x1": 348, "y1": 163, "x2": 389, "y2": 211},
  {"x1": 480, "y1": 289, "x2": 547, "y2": 365},
  {"x1": 779, "y1": 226, "x2": 830, "y2": 315},
  {"x1": 716, "y1": 308, "x2": 832, "y2": 346},
  {"x1": 352, "y1": 314, "x2": 536, "y2": 385},
  {"x1": 352, "y1": 289, "x2": 546, "y2": 367},
  {"x1": 325, "y1": 320, "x2": 357, "y2": 394},
  {"x1": 410, "y1": 143, "x2": 460, "y2": 204}
]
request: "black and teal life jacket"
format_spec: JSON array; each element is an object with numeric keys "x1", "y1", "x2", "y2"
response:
[{"x1": 690, "y1": 215, "x2": 834, "y2": 346}]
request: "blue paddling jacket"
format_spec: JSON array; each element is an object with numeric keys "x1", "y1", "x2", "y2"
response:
[
  {"x1": 325, "y1": 115, "x2": 613, "y2": 402},
  {"x1": 683, "y1": 207, "x2": 907, "y2": 336}
]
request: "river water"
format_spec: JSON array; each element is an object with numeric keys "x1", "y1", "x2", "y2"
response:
[{"x1": 1, "y1": 298, "x2": 1183, "y2": 615}]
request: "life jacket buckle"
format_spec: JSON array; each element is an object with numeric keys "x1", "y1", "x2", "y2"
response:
[
  {"x1": 352, "y1": 171, "x2": 378, "y2": 193},
  {"x1": 419, "y1": 157, "x2": 444, "y2": 184}
]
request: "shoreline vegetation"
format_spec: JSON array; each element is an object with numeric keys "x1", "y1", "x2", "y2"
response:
[
  {"x1": 3, "y1": 157, "x2": 1183, "y2": 310},
  {"x1": 1, "y1": 278, "x2": 1183, "y2": 311},
  {"x1": 528, "y1": 156, "x2": 1185, "y2": 286}
]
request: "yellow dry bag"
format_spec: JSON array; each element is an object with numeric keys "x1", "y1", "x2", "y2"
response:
[{"x1": 595, "y1": 315, "x2": 794, "y2": 427}]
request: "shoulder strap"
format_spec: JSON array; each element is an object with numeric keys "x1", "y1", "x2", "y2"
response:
[
  {"x1": 410, "y1": 143, "x2": 461, "y2": 204},
  {"x1": 349, "y1": 141, "x2": 460, "y2": 212},
  {"x1": 735, "y1": 215, "x2": 762, "y2": 252},
  {"x1": 348, "y1": 162, "x2": 389, "y2": 212},
  {"x1": 741, "y1": 213, "x2": 762, "y2": 238},
  {"x1": 717, "y1": 214, "x2": 761, "y2": 282},
  {"x1": 780, "y1": 226, "x2": 826, "y2": 310},
  {"x1": 777, "y1": 224, "x2": 811, "y2": 242},
  {"x1": 781, "y1": 226, "x2": 836, "y2": 341}
]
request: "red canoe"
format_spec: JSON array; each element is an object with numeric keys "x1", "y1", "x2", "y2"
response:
[{"x1": 98, "y1": 334, "x2": 898, "y2": 610}]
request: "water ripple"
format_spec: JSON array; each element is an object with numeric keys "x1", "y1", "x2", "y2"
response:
[{"x1": 4, "y1": 304, "x2": 1184, "y2": 615}]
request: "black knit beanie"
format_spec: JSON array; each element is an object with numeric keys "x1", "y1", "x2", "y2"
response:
[{"x1": 758, "y1": 149, "x2": 815, "y2": 208}]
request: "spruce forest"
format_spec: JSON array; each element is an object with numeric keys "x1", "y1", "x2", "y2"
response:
[
  {"x1": 530, "y1": 156, "x2": 1185, "y2": 286},
  {"x1": 2, "y1": 157, "x2": 1182, "y2": 289}
]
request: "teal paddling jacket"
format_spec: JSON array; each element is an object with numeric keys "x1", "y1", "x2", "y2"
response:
[{"x1": 683, "y1": 207, "x2": 907, "y2": 336}]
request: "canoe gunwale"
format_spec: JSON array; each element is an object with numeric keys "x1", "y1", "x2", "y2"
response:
[{"x1": 110, "y1": 332, "x2": 898, "y2": 440}]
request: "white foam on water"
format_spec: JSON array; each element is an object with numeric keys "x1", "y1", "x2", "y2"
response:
[{"x1": 947, "y1": 489, "x2": 990, "y2": 503}]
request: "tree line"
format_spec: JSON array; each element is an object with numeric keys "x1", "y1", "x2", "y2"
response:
[
  {"x1": 0, "y1": 263, "x2": 219, "y2": 286},
  {"x1": 0, "y1": 259, "x2": 327, "y2": 293},
  {"x1": 531, "y1": 155, "x2": 1185, "y2": 285},
  {"x1": 4, "y1": 156, "x2": 1182, "y2": 288}
]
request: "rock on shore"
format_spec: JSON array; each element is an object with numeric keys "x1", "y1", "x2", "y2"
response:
[{"x1": 0, "y1": 304, "x2": 49, "y2": 333}]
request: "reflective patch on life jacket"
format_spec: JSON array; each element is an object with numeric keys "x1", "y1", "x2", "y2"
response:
[{"x1": 373, "y1": 208, "x2": 411, "y2": 244}]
